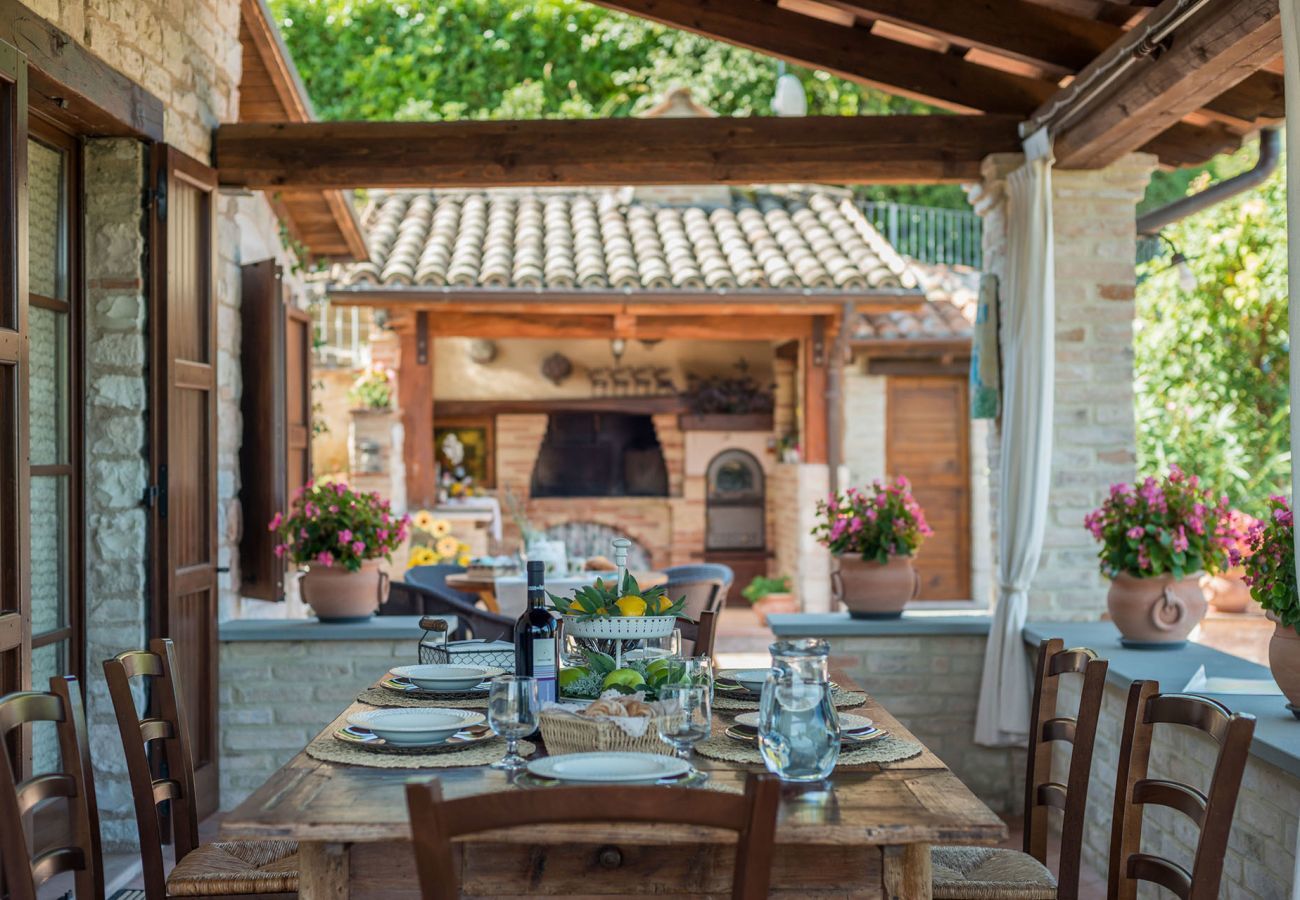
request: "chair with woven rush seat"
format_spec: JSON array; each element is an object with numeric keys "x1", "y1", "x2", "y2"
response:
[
  {"x1": 103, "y1": 638, "x2": 298, "y2": 899},
  {"x1": 405, "y1": 772, "x2": 780, "y2": 900},
  {"x1": 932, "y1": 638, "x2": 1108, "y2": 900},
  {"x1": 0, "y1": 675, "x2": 104, "y2": 900},
  {"x1": 1107, "y1": 681, "x2": 1255, "y2": 900}
]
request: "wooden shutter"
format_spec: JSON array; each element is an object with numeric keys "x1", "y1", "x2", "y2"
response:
[
  {"x1": 0, "y1": 40, "x2": 29, "y2": 755},
  {"x1": 885, "y1": 375, "x2": 971, "y2": 601},
  {"x1": 148, "y1": 145, "x2": 219, "y2": 817},
  {"x1": 239, "y1": 260, "x2": 313, "y2": 601}
]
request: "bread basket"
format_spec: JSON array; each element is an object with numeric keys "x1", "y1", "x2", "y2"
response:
[{"x1": 538, "y1": 707, "x2": 676, "y2": 756}]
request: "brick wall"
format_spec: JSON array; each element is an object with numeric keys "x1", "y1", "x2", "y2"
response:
[
  {"x1": 1057, "y1": 676, "x2": 1299, "y2": 899},
  {"x1": 967, "y1": 154, "x2": 1155, "y2": 619}
]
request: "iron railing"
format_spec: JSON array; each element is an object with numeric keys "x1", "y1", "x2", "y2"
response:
[
  {"x1": 857, "y1": 201, "x2": 982, "y2": 269},
  {"x1": 314, "y1": 302, "x2": 372, "y2": 369}
]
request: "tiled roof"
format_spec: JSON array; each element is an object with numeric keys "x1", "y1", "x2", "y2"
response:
[{"x1": 330, "y1": 186, "x2": 977, "y2": 342}]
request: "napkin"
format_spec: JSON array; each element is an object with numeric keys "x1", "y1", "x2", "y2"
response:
[{"x1": 1182, "y1": 665, "x2": 1282, "y2": 695}]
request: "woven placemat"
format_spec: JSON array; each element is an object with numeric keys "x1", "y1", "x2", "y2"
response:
[
  {"x1": 306, "y1": 734, "x2": 536, "y2": 769},
  {"x1": 693, "y1": 732, "x2": 921, "y2": 768},
  {"x1": 713, "y1": 686, "x2": 867, "y2": 712},
  {"x1": 357, "y1": 686, "x2": 489, "y2": 709}
]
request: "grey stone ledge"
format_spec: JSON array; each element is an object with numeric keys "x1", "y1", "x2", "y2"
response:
[
  {"x1": 1024, "y1": 621, "x2": 1300, "y2": 781},
  {"x1": 768, "y1": 611, "x2": 992, "y2": 637},
  {"x1": 219, "y1": 614, "x2": 454, "y2": 642}
]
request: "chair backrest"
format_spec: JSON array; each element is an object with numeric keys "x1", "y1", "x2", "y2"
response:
[
  {"x1": 391, "y1": 581, "x2": 512, "y2": 641},
  {"x1": 1107, "y1": 681, "x2": 1256, "y2": 900},
  {"x1": 405, "y1": 564, "x2": 472, "y2": 600},
  {"x1": 677, "y1": 609, "x2": 718, "y2": 658},
  {"x1": 103, "y1": 638, "x2": 201, "y2": 900},
  {"x1": 0, "y1": 675, "x2": 104, "y2": 900},
  {"x1": 405, "y1": 773, "x2": 780, "y2": 900},
  {"x1": 663, "y1": 563, "x2": 735, "y2": 589},
  {"x1": 664, "y1": 576, "x2": 726, "y2": 621},
  {"x1": 1022, "y1": 639, "x2": 1108, "y2": 899}
]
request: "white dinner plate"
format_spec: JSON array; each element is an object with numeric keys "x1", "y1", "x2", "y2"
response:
[
  {"x1": 347, "y1": 707, "x2": 485, "y2": 746},
  {"x1": 390, "y1": 664, "x2": 502, "y2": 691},
  {"x1": 734, "y1": 711, "x2": 874, "y2": 732},
  {"x1": 718, "y1": 669, "x2": 771, "y2": 692},
  {"x1": 526, "y1": 752, "x2": 693, "y2": 783}
]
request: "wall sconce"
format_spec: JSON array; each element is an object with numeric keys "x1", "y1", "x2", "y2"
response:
[
  {"x1": 468, "y1": 338, "x2": 497, "y2": 364},
  {"x1": 610, "y1": 338, "x2": 627, "y2": 363}
]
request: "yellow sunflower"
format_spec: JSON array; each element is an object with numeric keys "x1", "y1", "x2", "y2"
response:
[
  {"x1": 411, "y1": 510, "x2": 437, "y2": 532},
  {"x1": 429, "y1": 518, "x2": 452, "y2": 537},
  {"x1": 435, "y1": 536, "x2": 461, "y2": 559},
  {"x1": 456, "y1": 553, "x2": 471, "y2": 567},
  {"x1": 406, "y1": 546, "x2": 436, "y2": 569}
]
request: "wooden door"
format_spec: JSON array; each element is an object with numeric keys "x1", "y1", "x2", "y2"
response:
[
  {"x1": 149, "y1": 145, "x2": 219, "y2": 817},
  {"x1": 0, "y1": 40, "x2": 30, "y2": 767},
  {"x1": 885, "y1": 376, "x2": 971, "y2": 601}
]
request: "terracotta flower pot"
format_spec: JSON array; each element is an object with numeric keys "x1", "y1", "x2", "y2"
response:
[
  {"x1": 1203, "y1": 569, "x2": 1262, "y2": 615},
  {"x1": 1267, "y1": 614, "x2": 1300, "y2": 714},
  {"x1": 751, "y1": 591, "x2": 799, "y2": 626},
  {"x1": 1106, "y1": 571, "x2": 1206, "y2": 648},
  {"x1": 832, "y1": 555, "x2": 919, "y2": 620},
  {"x1": 301, "y1": 559, "x2": 390, "y2": 623}
]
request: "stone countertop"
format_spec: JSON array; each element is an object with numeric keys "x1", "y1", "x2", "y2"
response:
[
  {"x1": 768, "y1": 611, "x2": 992, "y2": 637},
  {"x1": 219, "y1": 614, "x2": 454, "y2": 642},
  {"x1": 1024, "y1": 622, "x2": 1300, "y2": 780}
]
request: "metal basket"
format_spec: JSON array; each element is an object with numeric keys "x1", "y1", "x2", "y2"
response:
[{"x1": 417, "y1": 618, "x2": 515, "y2": 671}]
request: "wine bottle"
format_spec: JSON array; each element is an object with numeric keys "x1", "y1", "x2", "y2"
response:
[{"x1": 515, "y1": 560, "x2": 559, "y2": 703}]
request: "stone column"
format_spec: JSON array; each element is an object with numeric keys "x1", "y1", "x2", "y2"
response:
[{"x1": 967, "y1": 153, "x2": 1155, "y2": 620}]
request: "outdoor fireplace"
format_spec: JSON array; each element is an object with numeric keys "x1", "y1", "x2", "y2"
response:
[{"x1": 530, "y1": 413, "x2": 669, "y2": 497}]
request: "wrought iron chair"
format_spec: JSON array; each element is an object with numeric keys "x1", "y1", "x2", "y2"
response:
[
  {"x1": 405, "y1": 772, "x2": 781, "y2": 900},
  {"x1": 663, "y1": 563, "x2": 735, "y2": 599},
  {"x1": 932, "y1": 638, "x2": 1109, "y2": 899},
  {"x1": 389, "y1": 580, "x2": 513, "y2": 641},
  {"x1": 104, "y1": 638, "x2": 298, "y2": 898},
  {"x1": 404, "y1": 564, "x2": 476, "y2": 603},
  {"x1": 0, "y1": 675, "x2": 104, "y2": 900},
  {"x1": 1107, "y1": 681, "x2": 1255, "y2": 900}
]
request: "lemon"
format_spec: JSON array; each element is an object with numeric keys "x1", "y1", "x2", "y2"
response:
[
  {"x1": 602, "y1": 668, "x2": 646, "y2": 690},
  {"x1": 558, "y1": 667, "x2": 589, "y2": 689},
  {"x1": 614, "y1": 595, "x2": 647, "y2": 617},
  {"x1": 567, "y1": 599, "x2": 586, "y2": 614},
  {"x1": 651, "y1": 595, "x2": 673, "y2": 614}
]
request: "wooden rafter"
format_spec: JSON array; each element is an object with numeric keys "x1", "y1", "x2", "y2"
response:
[
  {"x1": 1042, "y1": 0, "x2": 1281, "y2": 168},
  {"x1": 215, "y1": 115, "x2": 1023, "y2": 189}
]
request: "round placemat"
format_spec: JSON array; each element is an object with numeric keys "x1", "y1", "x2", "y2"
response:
[
  {"x1": 713, "y1": 686, "x2": 867, "y2": 712},
  {"x1": 692, "y1": 731, "x2": 921, "y2": 767},
  {"x1": 357, "y1": 687, "x2": 489, "y2": 709},
  {"x1": 306, "y1": 733, "x2": 536, "y2": 769}
]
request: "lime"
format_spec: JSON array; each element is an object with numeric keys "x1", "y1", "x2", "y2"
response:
[
  {"x1": 558, "y1": 667, "x2": 589, "y2": 689},
  {"x1": 602, "y1": 668, "x2": 646, "y2": 690},
  {"x1": 645, "y1": 658, "x2": 673, "y2": 680}
]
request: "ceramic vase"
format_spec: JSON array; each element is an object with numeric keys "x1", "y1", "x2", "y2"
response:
[
  {"x1": 833, "y1": 555, "x2": 919, "y2": 620},
  {"x1": 1106, "y1": 571, "x2": 1206, "y2": 648},
  {"x1": 300, "y1": 559, "x2": 390, "y2": 622}
]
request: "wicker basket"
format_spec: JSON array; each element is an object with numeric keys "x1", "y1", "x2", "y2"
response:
[{"x1": 539, "y1": 708, "x2": 676, "y2": 756}]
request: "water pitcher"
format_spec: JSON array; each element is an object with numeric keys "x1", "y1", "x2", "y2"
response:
[{"x1": 758, "y1": 638, "x2": 840, "y2": 781}]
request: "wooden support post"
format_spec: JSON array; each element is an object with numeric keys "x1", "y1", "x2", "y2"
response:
[
  {"x1": 802, "y1": 326, "x2": 828, "y2": 465},
  {"x1": 882, "y1": 843, "x2": 933, "y2": 899},
  {"x1": 399, "y1": 327, "x2": 435, "y2": 509},
  {"x1": 298, "y1": 842, "x2": 350, "y2": 900}
]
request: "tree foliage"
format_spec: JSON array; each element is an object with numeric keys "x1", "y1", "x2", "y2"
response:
[
  {"x1": 268, "y1": 0, "x2": 967, "y2": 207},
  {"x1": 1134, "y1": 143, "x2": 1290, "y2": 517}
]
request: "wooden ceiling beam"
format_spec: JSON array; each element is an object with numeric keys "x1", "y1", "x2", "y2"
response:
[
  {"x1": 1044, "y1": 0, "x2": 1281, "y2": 169},
  {"x1": 410, "y1": 311, "x2": 816, "y2": 341},
  {"x1": 215, "y1": 114, "x2": 1023, "y2": 189},
  {"x1": 583, "y1": 0, "x2": 1056, "y2": 113}
]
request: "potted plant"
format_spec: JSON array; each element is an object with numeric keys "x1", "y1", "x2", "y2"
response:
[
  {"x1": 1236, "y1": 495, "x2": 1300, "y2": 713},
  {"x1": 813, "y1": 478, "x2": 932, "y2": 619},
  {"x1": 679, "y1": 363, "x2": 776, "y2": 431},
  {"x1": 272, "y1": 481, "x2": 409, "y2": 622},
  {"x1": 1205, "y1": 509, "x2": 1262, "y2": 614},
  {"x1": 1084, "y1": 466, "x2": 1237, "y2": 648},
  {"x1": 741, "y1": 575, "x2": 797, "y2": 625},
  {"x1": 348, "y1": 364, "x2": 395, "y2": 410}
]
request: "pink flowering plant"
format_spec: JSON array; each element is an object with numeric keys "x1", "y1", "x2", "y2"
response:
[
  {"x1": 1236, "y1": 495, "x2": 1298, "y2": 633},
  {"x1": 1083, "y1": 466, "x2": 1237, "y2": 580},
  {"x1": 270, "y1": 481, "x2": 409, "y2": 572},
  {"x1": 812, "y1": 477, "x2": 933, "y2": 562}
]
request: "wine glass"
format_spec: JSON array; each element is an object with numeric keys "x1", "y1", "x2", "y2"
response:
[
  {"x1": 656, "y1": 684, "x2": 711, "y2": 761},
  {"x1": 488, "y1": 675, "x2": 538, "y2": 771}
]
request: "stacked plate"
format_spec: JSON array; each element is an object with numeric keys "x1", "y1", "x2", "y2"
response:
[
  {"x1": 382, "y1": 664, "x2": 503, "y2": 697},
  {"x1": 525, "y1": 752, "x2": 694, "y2": 784},
  {"x1": 725, "y1": 711, "x2": 886, "y2": 745}
]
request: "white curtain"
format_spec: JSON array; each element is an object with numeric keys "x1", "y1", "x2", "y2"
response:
[
  {"x1": 974, "y1": 132, "x2": 1056, "y2": 747},
  {"x1": 1280, "y1": 5, "x2": 1300, "y2": 896}
]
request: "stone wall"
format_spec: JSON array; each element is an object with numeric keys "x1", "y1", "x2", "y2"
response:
[
  {"x1": 843, "y1": 368, "x2": 886, "y2": 486},
  {"x1": 82, "y1": 138, "x2": 150, "y2": 849},
  {"x1": 769, "y1": 463, "x2": 835, "y2": 612},
  {"x1": 1057, "y1": 676, "x2": 1300, "y2": 899},
  {"x1": 967, "y1": 154, "x2": 1155, "y2": 619}
]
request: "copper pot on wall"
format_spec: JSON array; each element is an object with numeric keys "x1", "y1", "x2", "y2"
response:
[{"x1": 832, "y1": 555, "x2": 919, "y2": 619}]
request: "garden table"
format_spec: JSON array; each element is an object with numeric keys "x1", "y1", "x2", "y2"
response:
[{"x1": 221, "y1": 667, "x2": 1005, "y2": 898}]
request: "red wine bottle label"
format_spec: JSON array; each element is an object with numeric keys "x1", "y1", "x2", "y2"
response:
[{"x1": 533, "y1": 638, "x2": 557, "y2": 703}]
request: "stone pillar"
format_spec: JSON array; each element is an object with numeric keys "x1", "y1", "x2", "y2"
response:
[{"x1": 967, "y1": 153, "x2": 1155, "y2": 620}]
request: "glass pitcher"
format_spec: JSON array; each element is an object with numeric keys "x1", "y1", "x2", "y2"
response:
[{"x1": 757, "y1": 639, "x2": 841, "y2": 781}]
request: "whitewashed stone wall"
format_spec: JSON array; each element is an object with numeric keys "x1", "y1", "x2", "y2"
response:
[
  {"x1": 83, "y1": 138, "x2": 150, "y2": 849},
  {"x1": 967, "y1": 155, "x2": 1155, "y2": 619},
  {"x1": 769, "y1": 463, "x2": 836, "y2": 612},
  {"x1": 1057, "y1": 676, "x2": 1299, "y2": 899},
  {"x1": 843, "y1": 368, "x2": 886, "y2": 486}
]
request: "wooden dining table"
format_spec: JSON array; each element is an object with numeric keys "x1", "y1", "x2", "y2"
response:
[{"x1": 221, "y1": 667, "x2": 1006, "y2": 898}]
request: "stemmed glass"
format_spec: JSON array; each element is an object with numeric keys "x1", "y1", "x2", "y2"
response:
[
  {"x1": 656, "y1": 684, "x2": 712, "y2": 761},
  {"x1": 488, "y1": 675, "x2": 538, "y2": 771}
]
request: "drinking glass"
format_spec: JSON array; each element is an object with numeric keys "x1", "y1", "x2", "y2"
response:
[
  {"x1": 488, "y1": 675, "x2": 539, "y2": 771},
  {"x1": 758, "y1": 639, "x2": 840, "y2": 782},
  {"x1": 631, "y1": 630, "x2": 681, "y2": 659},
  {"x1": 656, "y1": 684, "x2": 711, "y2": 760}
]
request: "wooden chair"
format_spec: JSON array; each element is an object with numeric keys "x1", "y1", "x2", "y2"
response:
[
  {"x1": 932, "y1": 638, "x2": 1108, "y2": 899},
  {"x1": 663, "y1": 574, "x2": 727, "y2": 622},
  {"x1": 1107, "y1": 681, "x2": 1255, "y2": 900},
  {"x1": 0, "y1": 675, "x2": 104, "y2": 900},
  {"x1": 405, "y1": 773, "x2": 781, "y2": 900},
  {"x1": 103, "y1": 638, "x2": 298, "y2": 899},
  {"x1": 677, "y1": 608, "x2": 718, "y2": 658}
]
